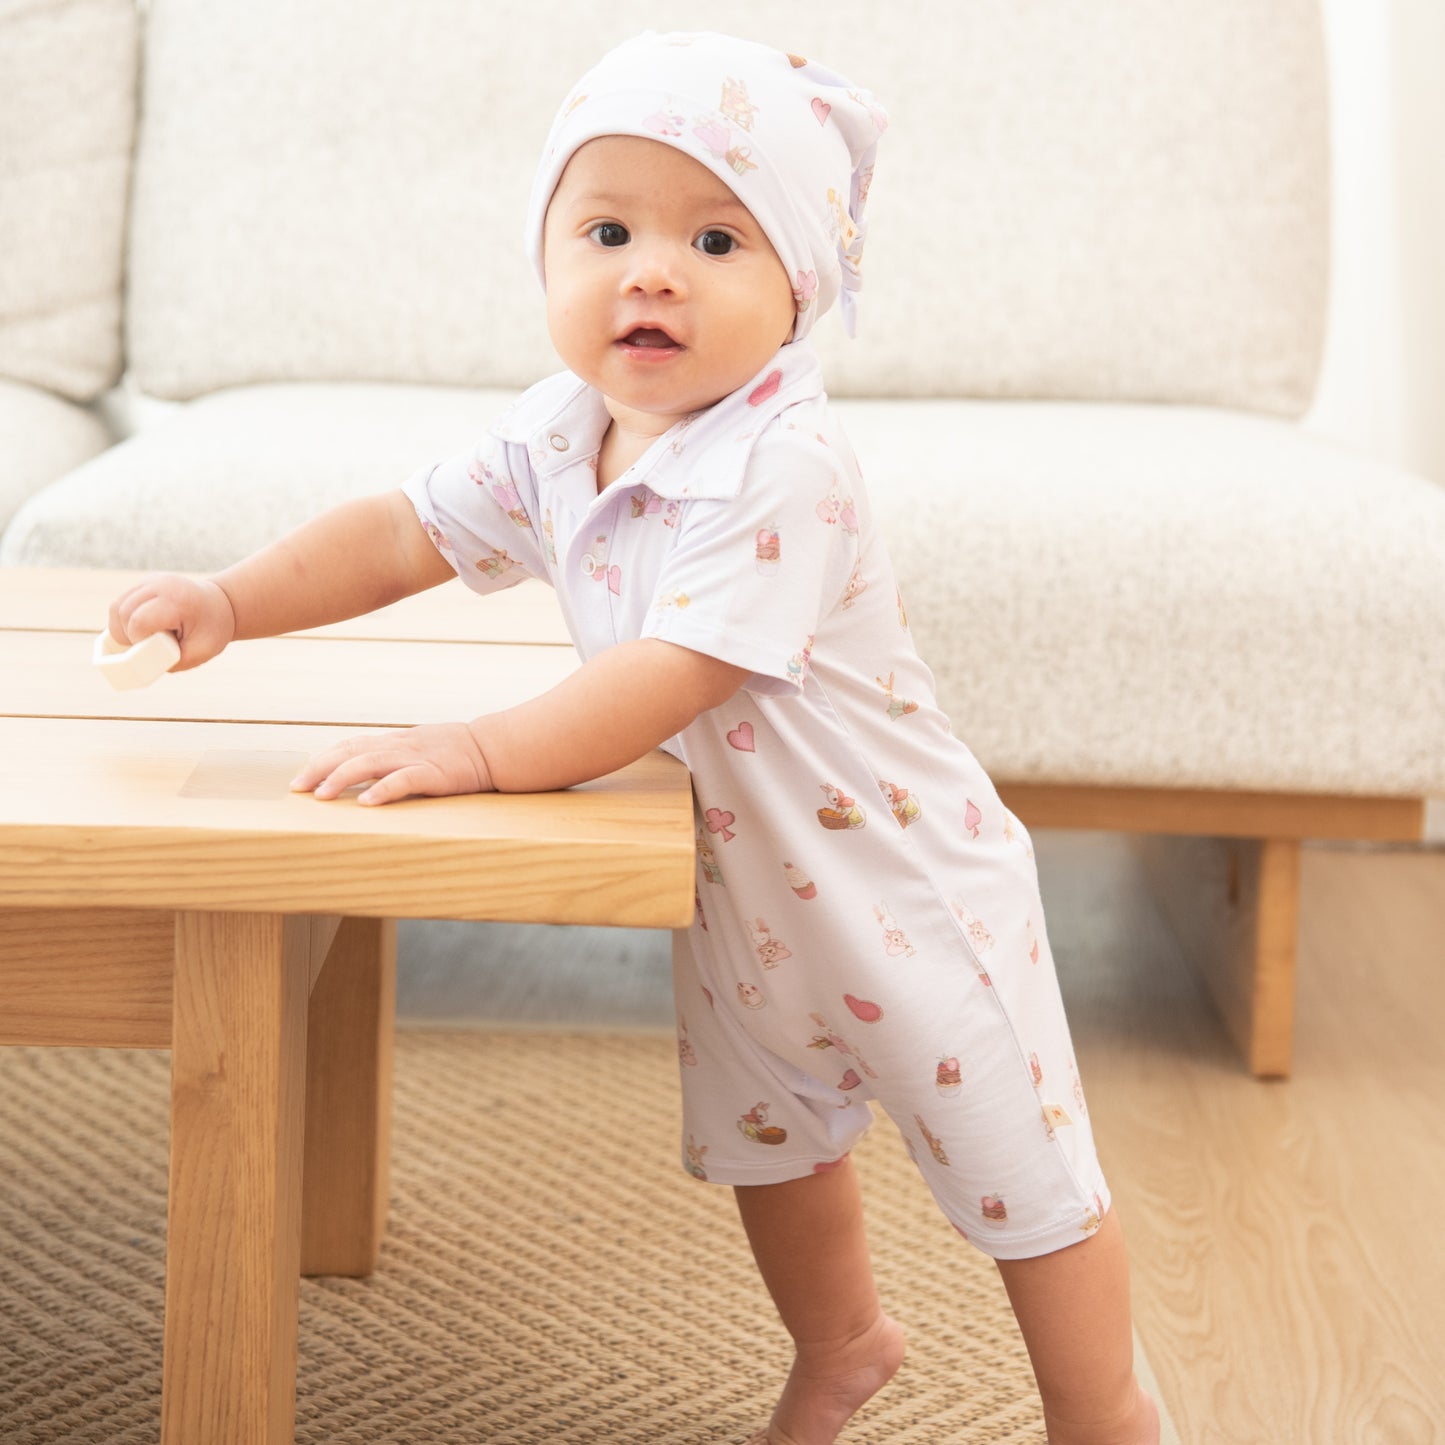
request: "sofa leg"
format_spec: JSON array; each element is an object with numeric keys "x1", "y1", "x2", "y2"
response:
[{"x1": 1133, "y1": 835, "x2": 1301, "y2": 1078}]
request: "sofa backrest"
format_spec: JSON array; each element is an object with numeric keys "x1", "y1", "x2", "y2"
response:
[
  {"x1": 125, "y1": 0, "x2": 1329, "y2": 416},
  {"x1": 0, "y1": 0, "x2": 137, "y2": 403}
]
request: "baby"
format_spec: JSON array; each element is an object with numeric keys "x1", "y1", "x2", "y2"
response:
[{"x1": 109, "y1": 31, "x2": 1158, "y2": 1445}]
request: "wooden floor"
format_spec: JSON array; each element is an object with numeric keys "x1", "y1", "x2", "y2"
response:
[
  {"x1": 1050, "y1": 835, "x2": 1445, "y2": 1445},
  {"x1": 395, "y1": 833, "x2": 1445, "y2": 1445}
]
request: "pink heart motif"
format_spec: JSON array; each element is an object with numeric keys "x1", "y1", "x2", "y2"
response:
[
  {"x1": 811, "y1": 97, "x2": 832, "y2": 126},
  {"x1": 726, "y1": 722, "x2": 755, "y2": 752},
  {"x1": 705, "y1": 808, "x2": 737, "y2": 843},
  {"x1": 838, "y1": 1069, "x2": 862, "y2": 1090},
  {"x1": 747, "y1": 369, "x2": 782, "y2": 407}
]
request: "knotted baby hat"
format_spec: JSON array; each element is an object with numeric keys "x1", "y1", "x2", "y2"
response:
[{"x1": 524, "y1": 30, "x2": 887, "y2": 341}]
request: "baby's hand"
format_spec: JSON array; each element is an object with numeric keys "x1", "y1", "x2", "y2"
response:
[
  {"x1": 291, "y1": 722, "x2": 496, "y2": 806},
  {"x1": 108, "y1": 574, "x2": 236, "y2": 671}
]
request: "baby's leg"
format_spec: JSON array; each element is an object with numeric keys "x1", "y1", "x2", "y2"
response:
[
  {"x1": 733, "y1": 1158, "x2": 906, "y2": 1445},
  {"x1": 995, "y1": 1209, "x2": 1159, "y2": 1445}
]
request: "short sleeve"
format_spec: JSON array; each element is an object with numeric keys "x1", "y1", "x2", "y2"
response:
[
  {"x1": 401, "y1": 432, "x2": 550, "y2": 595},
  {"x1": 641, "y1": 428, "x2": 860, "y2": 696}
]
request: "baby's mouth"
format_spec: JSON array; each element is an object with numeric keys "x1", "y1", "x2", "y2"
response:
[{"x1": 619, "y1": 327, "x2": 681, "y2": 349}]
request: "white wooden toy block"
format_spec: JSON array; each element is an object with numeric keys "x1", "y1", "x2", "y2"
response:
[{"x1": 93, "y1": 629, "x2": 181, "y2": 690}]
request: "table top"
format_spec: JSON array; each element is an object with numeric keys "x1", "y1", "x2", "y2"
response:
[{"x1": 0, "y1": 568, "x2": 695, "y2": 927}]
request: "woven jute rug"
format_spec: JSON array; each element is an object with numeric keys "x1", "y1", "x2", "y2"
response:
[{"x1": 0, "y1": 1031, "x2": 1173, "y2": 1444}]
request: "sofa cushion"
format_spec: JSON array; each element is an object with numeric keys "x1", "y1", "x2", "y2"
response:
[
  {"x1": 843, "y1": 400, "x2": 1445, "y2": 800},
  {"x1": 0, "y1": 0, "x2": 137, "y2": 402},
  {"x1": 0, "y1": 383, "x2": 513, "y2": 575},
  {"x1": 5, "y1": 385, "x2": 1439, "y2": 799},
  {"x1": 0, "y1": 380, "x2": 113, "y2": 533},
  {"x1": 126, "y1": 0, "x2": 1326, "y2": 415}
]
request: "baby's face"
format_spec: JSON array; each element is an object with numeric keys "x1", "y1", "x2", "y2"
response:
[{"x1": 542, "y1": 136, "x2": 796, "y2": 435}]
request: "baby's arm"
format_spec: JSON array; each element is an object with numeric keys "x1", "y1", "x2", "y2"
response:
[
  {"x1": 108, "y1": 491, "x2": 454, "y2": 669},
  {"x1": 292, "y1": 639, "x2": 748, "y2": 805}
]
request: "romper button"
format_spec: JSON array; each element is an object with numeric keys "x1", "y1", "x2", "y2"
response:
[{"x1": 549, "y1": 433, "x2": 569, "y2": 452}]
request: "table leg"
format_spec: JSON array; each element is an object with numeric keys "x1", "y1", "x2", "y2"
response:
[
  {"x1": 163, "y1": 911, "x2": 312, "y2": 1445},
  {"x1": 302, "y1": 916, "x2": 396, "y2": 1276}
]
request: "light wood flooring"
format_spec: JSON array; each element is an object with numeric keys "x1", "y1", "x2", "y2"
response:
[{"x1": 396, "y1": 832, "x2": 1445, "y2": 1445}]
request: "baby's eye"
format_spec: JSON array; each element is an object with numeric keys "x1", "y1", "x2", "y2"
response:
[
  {"x1": 695, "y1": 230, "x2": 737, "y2": 256},
  {"x1": 588, "y1": 222, "x2": 630, "y2": 247}
]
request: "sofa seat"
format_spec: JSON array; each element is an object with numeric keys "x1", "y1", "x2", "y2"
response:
[
  {"x1": 0, "y1": 381, "x2": 112, "y2": 536},
  {"x1": 5, "y1": 382, "x2": 1442, "y2": 802},
  {"x1": 0, "y1": 383, "x2": 513, "y2": 573},
  {"x1": 841, "y1": 399, "x2": 1445, "y2": 800}
]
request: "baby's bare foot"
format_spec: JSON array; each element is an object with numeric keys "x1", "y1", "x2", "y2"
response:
[{"x1": 745, "y1": 1313, "x2": 906, "y2": 1445}]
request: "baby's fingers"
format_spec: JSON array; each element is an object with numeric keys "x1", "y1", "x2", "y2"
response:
[
  {"x1": 126, "y1": 595, "x2": 185, "y2": 646},
  {"x1": 291, "y1": 736, "x2": 392, "y2": 799},
  {"x1": 109, "y1": 584, "x2": 164, "y2": 645}
]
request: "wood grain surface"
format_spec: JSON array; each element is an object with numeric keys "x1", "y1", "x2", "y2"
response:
[
  {"x1": 0, "y1": 568, "x2": 572, "y2": 645},
  {"x1": 0, "y1": 717, "x2": 694, "y2": 926},
  {"x1": 1, "y1": 629, "x2": 579, "y2": 727},
  {"x1": 162, "y1": 911, "x2": 314, "y2": 1444},
  {"x1": 1055, "y1": 836, "x2": 1445, "y2": 1445}
]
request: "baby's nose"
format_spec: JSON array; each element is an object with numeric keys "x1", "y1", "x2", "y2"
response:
[{"x1": 621, "y1": 240, "x2": 687, "y2": 296}]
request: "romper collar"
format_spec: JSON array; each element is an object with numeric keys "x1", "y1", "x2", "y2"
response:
[{"x1": 491, "y1": 342, "x2": 826, "y2": 503}]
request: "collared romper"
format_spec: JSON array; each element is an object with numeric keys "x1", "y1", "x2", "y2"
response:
[{"x1": 404, "y1": 341, "x2": 1110, "y2": 1260}]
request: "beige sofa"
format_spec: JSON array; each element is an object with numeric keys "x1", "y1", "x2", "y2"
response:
[{"x1": 4, "y1": 0, "x2": 1441, "y2": 1075}]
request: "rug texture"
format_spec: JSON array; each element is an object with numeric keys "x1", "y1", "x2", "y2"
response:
[{"x1": 0, "y1": 1030, "x2": 1168, "y2": 1443}]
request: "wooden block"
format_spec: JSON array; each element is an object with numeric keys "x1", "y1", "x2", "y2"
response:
[
  {"x1": 0, "y1": 908, "x2": 173, "y2": 1047},
  {"x1": 1134, "y1": 835, "x2": 1302, "y2": 1077},
  {"x1": 163, "y1": 911, "x2": 313, "y2": 1444},
  {"x1": 301, "y1": 918, "x2": 396, "y2": 1277}
]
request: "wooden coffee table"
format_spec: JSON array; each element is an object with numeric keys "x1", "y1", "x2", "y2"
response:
[{"x1": 0, "y1": 567, "x2": 695, "y2": 1445}]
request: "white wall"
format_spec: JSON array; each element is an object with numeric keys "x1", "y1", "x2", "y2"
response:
[
  {"x1": 1307, "y1": 0, "x2": 1445, "y2": 488},
  {"x1": 1388, "y1": 0, "x2": 1445, "y2": 487}
]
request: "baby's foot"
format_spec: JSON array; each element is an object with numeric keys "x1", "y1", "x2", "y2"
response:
[{"x1": 744, "y1": 1313, "x2": 906, "y2": 1445}]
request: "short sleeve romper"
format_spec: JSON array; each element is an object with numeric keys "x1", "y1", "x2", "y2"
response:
[{"x1": 404, "y1": 341, "x2": 1110, "y2": 1260}]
